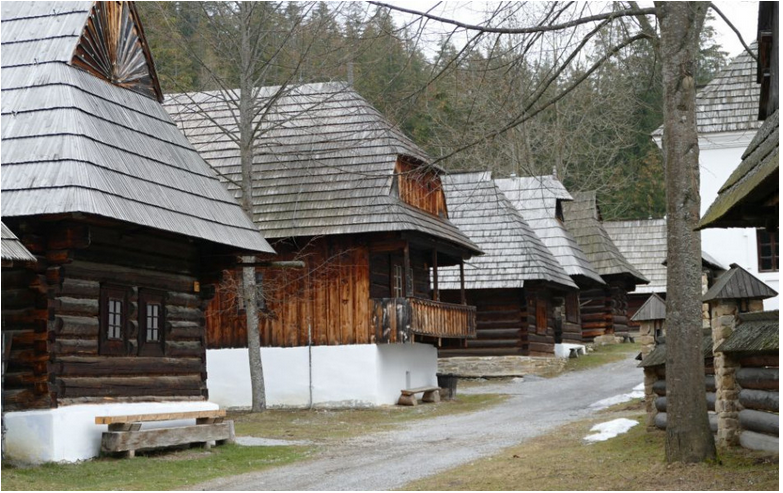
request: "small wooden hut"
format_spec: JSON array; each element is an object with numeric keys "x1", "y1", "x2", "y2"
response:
[
  {"x1": 563, "y1": 191, "x2": 649, "y2": 341},
  {"x1": 0, "y1": 1, "x2": 272, "y2": 463},
  {"x1": 436, "y1": 172, "x2": 577, "y2": 359},
  {"x1": 165, "y1": 83, "x2": 481, "y2": 407},
  {"x1": 497, "y1": 175, "x2": 606, "y2": 344}
]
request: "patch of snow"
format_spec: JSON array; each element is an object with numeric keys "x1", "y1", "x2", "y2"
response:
[
  {"x1": 584, "y1": 418, "x2": 638, "y2": 442},
  {"x1": 588, "y1": 383, "x2": 645, "y2": 410},
  {"x1": 235, "y1": 436, "x2": 313, "y2": 447}
]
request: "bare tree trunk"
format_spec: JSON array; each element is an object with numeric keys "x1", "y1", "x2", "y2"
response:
[
  {"x1": 238, "y1": 2, "x2": 265, "y2": 412},
  {"x1": 656, "y1": 1, "x2": 715, "y2": 463}
]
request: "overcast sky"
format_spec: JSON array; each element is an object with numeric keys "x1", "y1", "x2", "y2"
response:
[{"x1": 384, "y1": 1, "x2": 759, "y2": 59}]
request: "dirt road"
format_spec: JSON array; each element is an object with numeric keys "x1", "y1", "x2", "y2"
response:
[{"x1": 189, "y1": 353, "x2": 642, "y2": 491}]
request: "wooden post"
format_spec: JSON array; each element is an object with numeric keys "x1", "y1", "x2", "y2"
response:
[
  {"x1": 403, "y1": 243, "x2": 413, "y2": 298},
  {"x1": 459, "y1": 260, "x2": 466, "y2": 305},
  {"x1": 432, "y1": 249, "x2": 439, "y2": 301}
]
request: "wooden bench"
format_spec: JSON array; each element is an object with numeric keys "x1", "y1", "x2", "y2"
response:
[
  {"x1": 398, "y1": 386, "x2": 441, "y2": 406},
  {"x1": 95, "y1": 410, "x2": 234, "y2": 458}
]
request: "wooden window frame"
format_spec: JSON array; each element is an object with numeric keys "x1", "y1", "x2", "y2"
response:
[
  {"x1": 138, "y1": 289, "x2": 166, "y2": 356},
  {"x1": 100, "y1": 285, "x2": 130, "y2": 356},
  {"x1": 565, "y1": 292, "x2": 580, "y2": 324},
  {"x1": 756, "y1": 229, "x2": 779, "y2": 272}
]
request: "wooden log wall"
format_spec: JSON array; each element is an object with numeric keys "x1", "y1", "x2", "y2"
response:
[
  {"x1": 206, "y1": 236, "x2": 371, "y2": 348},
  {"x1": 735, "y1": 353, "x2": 779, "y2": 452},
  {"x1": 608, "y1": 283, "x2": 630, "y2": 337},
  {"x1": 579, "y1": 287, "x2": 610, "y2": 340},
  {"x1": 395, "y1": 159, "x2": 448, "y2": 218},
  {"x1": 3, "y1": 219, "x2": 219, "y2": 411},
  {"x1": 438, "y1": 288, "x2": 527, "y2": 357},
  {"x1": 2, "y1": 262, "x2": 51, "y2": 411},
  {"x1": 650, "y1": 358, "x2": 717, "y2": 432}
]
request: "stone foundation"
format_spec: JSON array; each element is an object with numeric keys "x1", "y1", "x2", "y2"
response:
[
  {"x1": 593, "y1": 334, "x2": 625, "y2": 346},
  {"x1": 643, "y1": 367, "x2": 660, "y2": 431},
  {"x1": 437, "y1": 355, "x2": 566, "y2": 378}
]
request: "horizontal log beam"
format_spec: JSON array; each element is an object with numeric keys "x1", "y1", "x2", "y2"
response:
[
  {"x1": 737, "y1": 367, "x2": 778, "y2": 390},
  {"x1": 739, "y1": 409, "x2": 779, "y2": 436}
]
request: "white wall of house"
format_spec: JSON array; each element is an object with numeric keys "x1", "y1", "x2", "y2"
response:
[
  {"x1": 3, "y1": 400, "x2": 219, "y2": 464},
  {"x1": 655, "y1": 132, "x2": 779, "y2": 309},
  {"x1": 207, "y1": 343, "x2": 438, "y2": 409}
]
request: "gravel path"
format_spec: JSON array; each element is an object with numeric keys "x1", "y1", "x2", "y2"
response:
[{"x1": 189, "y1": 354, "x2": 642, "y2": 491}]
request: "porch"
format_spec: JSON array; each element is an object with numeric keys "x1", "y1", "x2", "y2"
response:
[{"x1": 370, "y1": 297, "x2": 477, "y2": 343}]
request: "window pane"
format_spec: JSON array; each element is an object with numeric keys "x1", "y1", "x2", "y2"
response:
[
  {"x1": 146, "y1": 303, "x2": 161, "y2": 342},
  {"x1": 108, "y1": 298, "x2": 122, "y2": 340}
]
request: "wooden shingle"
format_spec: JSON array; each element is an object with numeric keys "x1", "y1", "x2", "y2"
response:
[
  {"x1": 702, "y1": 263, "x2": 778, "y2": 302},
  {"x1": 0, "y1": 222, "x2": 35, "y2": 262}
]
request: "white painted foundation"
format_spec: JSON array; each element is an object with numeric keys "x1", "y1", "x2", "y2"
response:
[
  {"x1": 207, "y1": 343, "x2": 438, "y2": 409},
  {"x1": 3, "y1": 400, "x2": 218, "y2": 464}
]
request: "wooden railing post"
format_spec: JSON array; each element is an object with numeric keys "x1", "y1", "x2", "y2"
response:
[
  {"x1": 403, "y1": 244, "x2": 413, "y2": 298},
  {"x1": 432, "y1": 249, "x2": 439, "y2": 302}
]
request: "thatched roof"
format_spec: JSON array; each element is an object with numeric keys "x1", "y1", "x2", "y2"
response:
[
  {"x1": 1, "y1": 1, "x2": 272, "y2": 253},
  {"x1": 439, "y1": 172, "x2": 576, "y2": 291},
  {"x1": 653, "y1": 44, "x2": 761, "y2": 137},
  {"x1": 630, "y1": 293, "x2": 666, "y2": 322},
  {"x1": 698, "y1": 110, "x2": 779, "y2": 230},
  {"x1": 605, "y1": 218, "x2": 726, "y2": 294},
  {"x1": 495, "y1": 175, "x2": 604, "y2": 286},
  {"x1": 562, "y1": 191, "x2": 648, "y2": 285},
  {"x1": 1, "y1": 222, "x2": 35, "y2": 262},
  {"x1": 164, "y1": 82, "x2": 479, "y2": 254},
  {"x1": 702, "y1": 264, "x2": 778, "y2": 302},
  {"x1": 716, "y1": 310, "x2": 779, "y2": 353}
]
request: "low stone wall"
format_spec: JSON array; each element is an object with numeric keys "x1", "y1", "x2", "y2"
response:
[{"x1": 438, "y1": 355, "x2": 566, "y2": 378}]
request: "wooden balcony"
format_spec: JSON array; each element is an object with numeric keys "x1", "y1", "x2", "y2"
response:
[{"x1": 370, "y1": 297, "x2": 477, "y2": 344}]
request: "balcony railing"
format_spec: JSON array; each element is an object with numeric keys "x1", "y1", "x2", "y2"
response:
[{"x1": 370, "y1": 297, "x2": 477, "y2": 343}]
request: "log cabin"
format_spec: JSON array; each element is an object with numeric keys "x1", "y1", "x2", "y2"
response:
[
  {"x1": 562, "y1": 191, "x2": 649, "y2": 341},
  {"x1": 437, "y1": 172, "x2": 577, "y2": 360},
  {"x1": 164, "y1": 82, "x2": 481, "y2": 408},
  {"x1": 0, "y1": 1, "x2": 273, "y2": 463},
  {"x1": 496, "y1": 175, "x2": 606, "y2": 344}
]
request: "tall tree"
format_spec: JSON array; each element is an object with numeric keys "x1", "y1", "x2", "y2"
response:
[{"x1": 655, "y1": 1, "x2": 717, "y2": 462}]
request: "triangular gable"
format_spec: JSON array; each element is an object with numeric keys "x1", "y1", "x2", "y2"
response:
[
  {"x1": 71, "y1": 1, "x2": 163, "y2": 102},
  {"x1": 630, "y1": 293, "x2": 666, "y2": 322},
  {"x1": 702, "y1": 263, "x2": 778, "y2": 302}
]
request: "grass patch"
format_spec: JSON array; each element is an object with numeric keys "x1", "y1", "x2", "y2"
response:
[
  {"x1": 562, "y1": 342, "x2": 641, "y2": 373},
  {"x1": 232, "y1": 393, "x2": 507, "y2": 441},
  {"x1": 1, "y1": 443, "x2": 304, "y2": 491},
  {"x1": 402, "y1": 409, "x2": 779, "y2": 491},
  {"x1": 2, "y1": 394, "x2": 504, "y2": 491}
]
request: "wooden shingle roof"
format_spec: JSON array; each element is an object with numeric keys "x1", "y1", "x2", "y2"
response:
[
  {"x1": 630, "y1": 293, "x2": 667, "y2": 322},
  {"x1": 605, "y1": 219, "x2": 726, "y2": 294},
  {"x1": 0, "y1": 1, "x2": 273, "y2": 253},
  {"x1": 439, "y1": 172, "x2": 576, "y2": 291},
  {"x1": 716, "y1": 310, "x2": 778, "y2": 353},
  {"x1": 496, "y1": 176, "x2": 604, "y2": 286},
  {"x1": 702, "y1": 263, "x2": 778, "y2": 302},
  {"x1": 699, "y1": 110, "x2": 779, "y2": 229},
  {"x1": 562, "y1": 191, "x2": 648, "y2": 284},
  {"x1": 639, "y1": 330, "x2": 713, "y2": 368},
  {"x1": 1, "y1": 222, "x2": 35, "y2": 262},
  {"x1": 164, "y1": 83, "x2": 479, "y2": 254},
  {"x1": 653, "y1": 44, "x2": 761, "y2": 137}
]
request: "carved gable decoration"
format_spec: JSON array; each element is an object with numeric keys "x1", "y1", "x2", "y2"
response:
[{"x1": 71, "y1": 1, "x2": 162, "y2": 102}]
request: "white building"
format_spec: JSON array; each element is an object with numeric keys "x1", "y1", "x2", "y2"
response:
[{"x1": 653, "y1": 44, "x2": 778, "y2": 308}]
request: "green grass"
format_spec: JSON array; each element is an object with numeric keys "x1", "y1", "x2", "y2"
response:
[
  {"x1": 402, "y1": 407, "x2": 779, "y2": 491},
  {"x1": 561, "y1": 341, "x2": 641, "y2": 373},
  {"x1": 1, "y1": 393, "x2": 505, "y2": 491},
  {"x1": 232, "y1": 393, "x2": 507, "y2": 441},
  {"x1": 1, "y1": 444, "x2": 304, "y2": 491}
]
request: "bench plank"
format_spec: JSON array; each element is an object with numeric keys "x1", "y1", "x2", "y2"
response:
[
  {"x1": 400, "y1": 386, "x2": 440, "y2": 396},
  {"x1": 95, "y1": 410, "x2": 225, "y2": 425},
  {"x1": 101, "y1": 423, "x2": 231, "y2": 453}
]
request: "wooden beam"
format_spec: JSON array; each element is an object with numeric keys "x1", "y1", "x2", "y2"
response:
[
  {"x1": 459, "y1": 261, "x2": 466, "y2": 305},
  {"x1": 432, "y1": 249, "x2": 439, "y2": 301},
  {"x1": 235, "y1": 261, "x2": 305, "y2": 269},
  {"x1": 403, "y1": 243, "x2": 413, "y2": 297}
]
